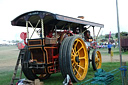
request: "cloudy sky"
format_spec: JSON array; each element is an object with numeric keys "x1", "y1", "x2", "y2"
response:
[{"x1": 0, "y1": 0, "x2": 128, "y2": 40}]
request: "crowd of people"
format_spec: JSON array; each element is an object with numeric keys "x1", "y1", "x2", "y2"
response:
[{"x1": 97, "y1": 42, "x2": 118, "y2": 54}]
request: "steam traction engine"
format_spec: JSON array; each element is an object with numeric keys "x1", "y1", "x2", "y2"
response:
[{"x1": 11, "y1": 11, "x2": 104, "y2": 82}]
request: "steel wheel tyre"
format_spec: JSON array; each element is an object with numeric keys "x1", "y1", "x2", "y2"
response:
[
  {"x1": 59, "y1": 36, "x2": 88, "y2": 82},
  {"x1": 59, "y1": 37, "x2": 72, "y2": 78},
  {"x1": 92, "y1": 49, "x2": 102, "y2": 71},
  {"x1": 22, "y1": 46, "x2": 50, "y2": 80}
]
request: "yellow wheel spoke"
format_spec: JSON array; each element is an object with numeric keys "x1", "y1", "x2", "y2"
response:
[
  {"x1": 95, "y1": 58, "x2": 98, "y2": 61},
  {"x1": 74, "y1": 41, "x2": 79, "y2": 49},
  {"x1": 79, "y1": 57, "x2": 85, "y2": 60},
  {"x1": 72, "y1": 62, "x2": 75, "y2": 66},
  {"x1": 71, "y1": 54, "x2": 75, "y2": 57},
  {"x1": 75, "y1": 54, "x2": 79, "y2": 57},
  {"x1": 76, "y1": 46, "x2": 83, "y2": 54},
  {"x1": 77, "y1": 64, "x2": 84, "y2": 70},
  {"x1": 72, "y1": 48, "x2": 75, "y2": 53},
  {"x1": 73, "y1": 62, "x2": 77, "y2": 69},
  {"x1": 96, "y1": 63, "x2": 99, "y2": 67},
  {"x1": 74, "y1": 67, "x2": 81, "y2": 78}
]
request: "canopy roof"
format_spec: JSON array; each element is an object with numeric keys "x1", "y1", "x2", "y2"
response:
[{"x1": 11, "y1": 11, "x2": 104, "y2": 28}]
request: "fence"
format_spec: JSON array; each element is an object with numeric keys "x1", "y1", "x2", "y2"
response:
[{"x1": 77, "y1": 66, "x2": 128, "y2": 85}]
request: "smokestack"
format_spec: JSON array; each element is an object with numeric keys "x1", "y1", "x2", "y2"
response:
[{"x1": 77, "y1": 16, "x2": 84, "y2": 19}]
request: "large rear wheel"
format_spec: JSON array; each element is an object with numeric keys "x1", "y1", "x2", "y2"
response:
[
  {"x1": 22, "y1": 46, "x2": 50, "y2": 80},
  {"x1": 59, "y1": 36, "x2": 88, "y2": 82}
]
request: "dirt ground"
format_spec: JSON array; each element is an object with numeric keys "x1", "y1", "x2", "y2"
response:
[
  {"x1": 102, "y1": 55, "x2": 128, "y2": 62},
  {"x1": 0, "y1": 46, "x2": 127, "y2": 71}
]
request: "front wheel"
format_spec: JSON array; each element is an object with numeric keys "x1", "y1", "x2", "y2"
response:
[{"x1": 92, "y1": 49, "x2": 102, "y2": 71}]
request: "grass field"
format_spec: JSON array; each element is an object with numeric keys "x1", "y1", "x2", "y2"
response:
[
  {"x1": 0, "y1": 62, "x2": 127, "y2": 85},
  {"x1": 0, "y1": 46, "x2": 128, "y2": 85}
]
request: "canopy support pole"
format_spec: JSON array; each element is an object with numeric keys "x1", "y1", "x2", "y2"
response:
[
  {"x1": 41, "y1": 19, "x2": 44, "y2": 38},
  {"x1": 93, "y1": 26, "x2": 95, "y2": 41},
  {"x1": 96, "y1": 27, "x2": 101, "y2": 40},
  {"x1": 26, "y1": 21, "x2": 29, "y2": 39}
]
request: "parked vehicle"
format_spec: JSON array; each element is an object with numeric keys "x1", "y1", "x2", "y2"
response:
[
  {"x1": 11, "y1": 11, "x2": 104, "y2": 82},
  {"x1": 121, "y1": 36, "x2": 128, "y2": 52}
]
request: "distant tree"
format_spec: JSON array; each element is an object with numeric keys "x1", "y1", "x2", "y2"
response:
[
  {"x1": 15, "y1": 40, "x2": 20, "y2": 43},
  {"x1": 115, "y1": 33, "x2": 118, "y2": 38},
  {"x1": 105, "y1": 34, "x2": 113, "y2": 39},
  {"x1": 11, "y1": 40, "x2": 20, "y2": 43},
  {"x1": 105, "y1": 34, "x2": 109, "y2": 38},
  {"x1": 100, "y1": 39, "x2": 107, "y2": 42},
  {"x1": 115, "y1": 32, "x2": 128, "y2": 38}
]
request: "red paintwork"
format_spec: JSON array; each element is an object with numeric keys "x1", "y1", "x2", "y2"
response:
[
  {"x1": 20, "y1": 32, "x2": 27, "y2": 39},
  {"x1": 20, "y1": 32, "x2": 27, "y2": 45},
  {"x1": 17, "y1": 43, "x2": 25, "y2": 49}
]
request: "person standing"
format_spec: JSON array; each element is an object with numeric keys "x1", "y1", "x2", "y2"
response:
[{"x1": 107, "y1": 42, "x2": 112, "y2": 54}]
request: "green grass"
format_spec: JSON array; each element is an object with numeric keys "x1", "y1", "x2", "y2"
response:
[
  {"x1": 0, "y1": 70, "x2": 13, "y2": 85},
  {"x1": 78, "y1": 62, "x2": 128, "y2": 85},
  {"x1": 0, "y1": 62, "x2": 127, "y2": 85},
  {"x1": 0, "y1": 45, "x2": 17, "y2": 51},
  {"x1": 0, "y1": 45, "x2": 19, "y2": 61}
]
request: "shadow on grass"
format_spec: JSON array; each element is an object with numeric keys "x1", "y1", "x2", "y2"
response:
[
  {"x1": 43, "y1": 67, "x2": 96, "y2": 85},
  {"x1": 42, "y1": 73, "x2": 63, "y2": 85}
]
